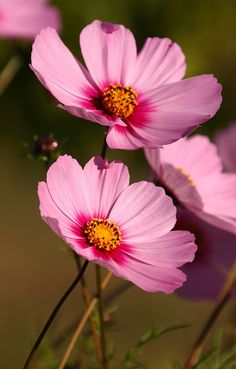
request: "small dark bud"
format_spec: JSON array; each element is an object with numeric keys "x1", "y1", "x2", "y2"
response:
[
  {"x1": 34, "y1": 137, "x2": 59, "y2": 155},
  {"x1": 21, "y1": 134, "x2": 61, "y2": 167}
]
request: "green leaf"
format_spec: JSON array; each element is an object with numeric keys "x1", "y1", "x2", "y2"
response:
[
  {"x1": 119, "y1": 323, "x2": 190, "y2": 369},
  {"x1": 193, "y1": 349, "x2": 218, "y2": 368}
]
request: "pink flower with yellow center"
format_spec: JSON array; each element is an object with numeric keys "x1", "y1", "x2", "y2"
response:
[
  {"x1": 145, "y1": 135, "x2": 236, "y2": 234},
  {"x1": 175, "y1": 207, "x2": 236, "y2": 301},
  {"x1": 0, "y1": 0, "x2": 61, "y2": 40},
  {"x1": 38, "y1": 155, "x2": 197, "y2": 293},
  {"x1": 216, "y1": 121, "x2": 236, "y2": 172},
  {"x1": 31, "y1": 20, "x2": 222, "y2": 150}
]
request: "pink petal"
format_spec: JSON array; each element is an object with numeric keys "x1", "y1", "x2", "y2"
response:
[
  {"x1": 123, "y1": 230, "x2": 196, "y2": 268},
  {"x1": 60, "y1": 105, "x2": 126, "y2": 127},
  {"x1": 145, "y1": 146, "x2": 204, "y2": 209},
  {"x1": 83, "y1": 156, "x2": 130, "y2": 218},
  {"x1": 109, "y1": 182, "x2": 176, "y2": 241},
  {"x1": 216, "y1": 122, "x2": 236, "y2": 172},
  {"x1": 194, "y1": 173, "x2": 236, "y2": 234},
  {"x1": 198, "y1": 173, "x2": 236, "y2": 217},
  {"x1": 45, "y1": 155, "x2": 90, "y2": 224},
  {"x1": 130, "y1": 110, "x2": 208, "y2": 148},
  {"x1": 130, "y1": 37, "x2": 186, "y2": 92},
  {"x1": 38, "y1": 180, "x2": 95, "y2": 260},
  {"x1": 31, "y1": 27, "x2": 97, "y2": 107},
  {"x1": 158, "y1": 136, "x2": 223, "y2": 178},
  {"x1": 111, "y1": 255, "x2": 187, "y2": 293},
  {"x1": 38, "y1": 181, "x2": 76, "y2": 238},
  {"x1": 106, "y1": 124, "x2": 146, "y2": 150},
  {"x1": 161, "y1": 163, "x2": 203, "y2": 209},
  {"x1": 145, "y1": 136, "x2": 223, "y2": 209},
  {"x1": 80, "y1": 20, "x2": 137, "y2": 89},
  {"x1": 0, "y1": 1, "x2": 61, "y2": 40},
  {"x1": 146, "y1": 75, "x2": 222, "y2": 115},
  {"x1": 135, "y1": 75, "x2": 222, "y2": 147}
]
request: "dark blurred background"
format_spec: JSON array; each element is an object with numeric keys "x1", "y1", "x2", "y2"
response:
[{"x1": 0, "y1": 0, "x2": 236, "y2": 368}]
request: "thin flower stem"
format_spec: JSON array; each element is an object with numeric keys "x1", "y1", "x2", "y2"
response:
[
  {"x1": 0, "y1": 55, "x2": 22, "y2": 96},
  {"x1": 74, "y1": 253, "x2": 102, "y2": 364},
  {"x1": 96, "y1": 264, "x2": 108, "y2": 369},
  {"x1": 57, "y1": 272, "x2": 112, "y2": 369},
  {"x1": 183, "y1": 262, "x2": 236, "y2": 369},
  {"x1": 101, "y1": 127, "x2": 109, "y2": 159},
  {"x1": 52, "y1": 280, "x2": 131, "y2": 349},
  {"x1": 22, "y1": 259, "x2": 89, "y2": 369}
]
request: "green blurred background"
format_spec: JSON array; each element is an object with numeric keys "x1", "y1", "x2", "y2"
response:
[{"x1": 0, "y1": 0, "x2": 236, "y2": 368}]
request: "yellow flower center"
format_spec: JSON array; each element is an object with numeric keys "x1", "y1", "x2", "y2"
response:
[
  {"x1": 177, "y1": 167, "x2": 195, "y2": 186},
  {"x1": 101, "y1": 83, "x2": 138, "y2": 119},
  {"x1": 84, "y1": 218, "x2": 122, "y2": 252}
]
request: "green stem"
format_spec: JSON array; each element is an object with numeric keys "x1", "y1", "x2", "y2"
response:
[{"x1": 101, "y1": 127, "x2": 109, "y2": 159}]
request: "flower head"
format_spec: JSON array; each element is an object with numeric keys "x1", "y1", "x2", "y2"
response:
[
  {"x1": 145, "y1": 135, "x2": 236, "y2": 234},
  {"x1": 0, "y1": 0, "x2": 61, "y2": 40},
  {"x1": 216, "y1": 121, "x2": 236, "y2": 172},
  {"x1": 31, "y1": 20, "x2": 222, "y2": 150},
  {"x1": 38, "y1": 155, "x2": 196, "y2": 293},
  {"x1": 175, "y1": 207, "x2": 236, "y2": 301}
]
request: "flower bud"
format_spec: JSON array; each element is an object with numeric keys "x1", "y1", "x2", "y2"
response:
[{"x1": 34, "y1": 137, "x2": 59, "y2": 156}]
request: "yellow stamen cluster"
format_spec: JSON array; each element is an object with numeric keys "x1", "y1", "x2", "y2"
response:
[
  {"x1": 101, "y1": 83, "x2": 138, "y2": 119},
  {"x1": 177, "y1": 167, "x2": 195, "y2": 186},
  {"x1": 84, "y1": 218, "x2": 122, "y2": 252}
]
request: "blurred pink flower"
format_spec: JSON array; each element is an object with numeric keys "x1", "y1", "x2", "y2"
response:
[
  {"x1": 31, "y1": 20, "x2": 222, "y2": 150},
  {"x1": 38, "y1": 155, "x2": 196, "y2": 293},
  {"x1": 145, "y1": 135, "x2": 236, "y2": 234},
  {"x1": 0, "y1": 0, "x2": 61, "y2": 40},
  {"x1": 216, "y1": 121, "x2": 236, "y2": 172},
  {"x1": 175, "y1": 207, "x2": 236, "y2": 300}
]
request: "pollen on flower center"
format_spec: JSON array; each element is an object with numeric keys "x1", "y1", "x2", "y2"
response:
[
  {"x1": 177, "y1": 167, "x2": 195, "y2": 186},
  {"x1": 101, "y1": 83, "x2": 138, "y2": 119},
  {"x1": 84, "y1": 218, "x2": 122, "y2": 251}
]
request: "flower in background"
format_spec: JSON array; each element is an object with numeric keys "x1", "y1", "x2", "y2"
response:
[
  {"x1": 31, "y1": 20, "x2": 222, "y2": 150},
  {"x1": 145, "y1": 135, "x2": 236, "y2": 234},
  {"x1": 215, "y1": 121, "x2": 236, "y2": 172},
  {"x1": 175, "y1": 207, "x2": 236, "y2": 300},
  {"x1": 0, "y1": 0, "x2": 61, "y2": 40},
  {"x1": 38, "y1": 155, "x2": 196, "y2": 293}
]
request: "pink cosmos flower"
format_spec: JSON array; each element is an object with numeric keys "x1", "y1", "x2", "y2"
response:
[
  {"x1": 31, "y1": 20, "x2": 222, "y2": 150},
  {"x1": 0, "y1": 0, "x2": 61, "y2": 40},
  {"x1": 145, "y1": 135, "x2": 236, "y2": 234},
  {"x1": 38, "y1": 155, "x2": 197, "y2": 293},
  {"x1": 175, "y1": 207, "x2": 236, "y2": 301},
  {"x1": 216, "y1": 121, "x2": 236, "y2": 172}
]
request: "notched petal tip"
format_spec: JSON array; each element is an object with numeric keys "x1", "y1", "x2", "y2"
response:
[
  {"x1": 100, "y1": 21, "x2": 120, "y2": 33},
  {"x1": 37, "y1": 25, "x2": 58, "y2": 37},
  {"x1": 91, "y1": 156, "x2": 107, "y2": 169},
  {"x1": 87, "y1": 156, "x2": 128, "y2": 173}
]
